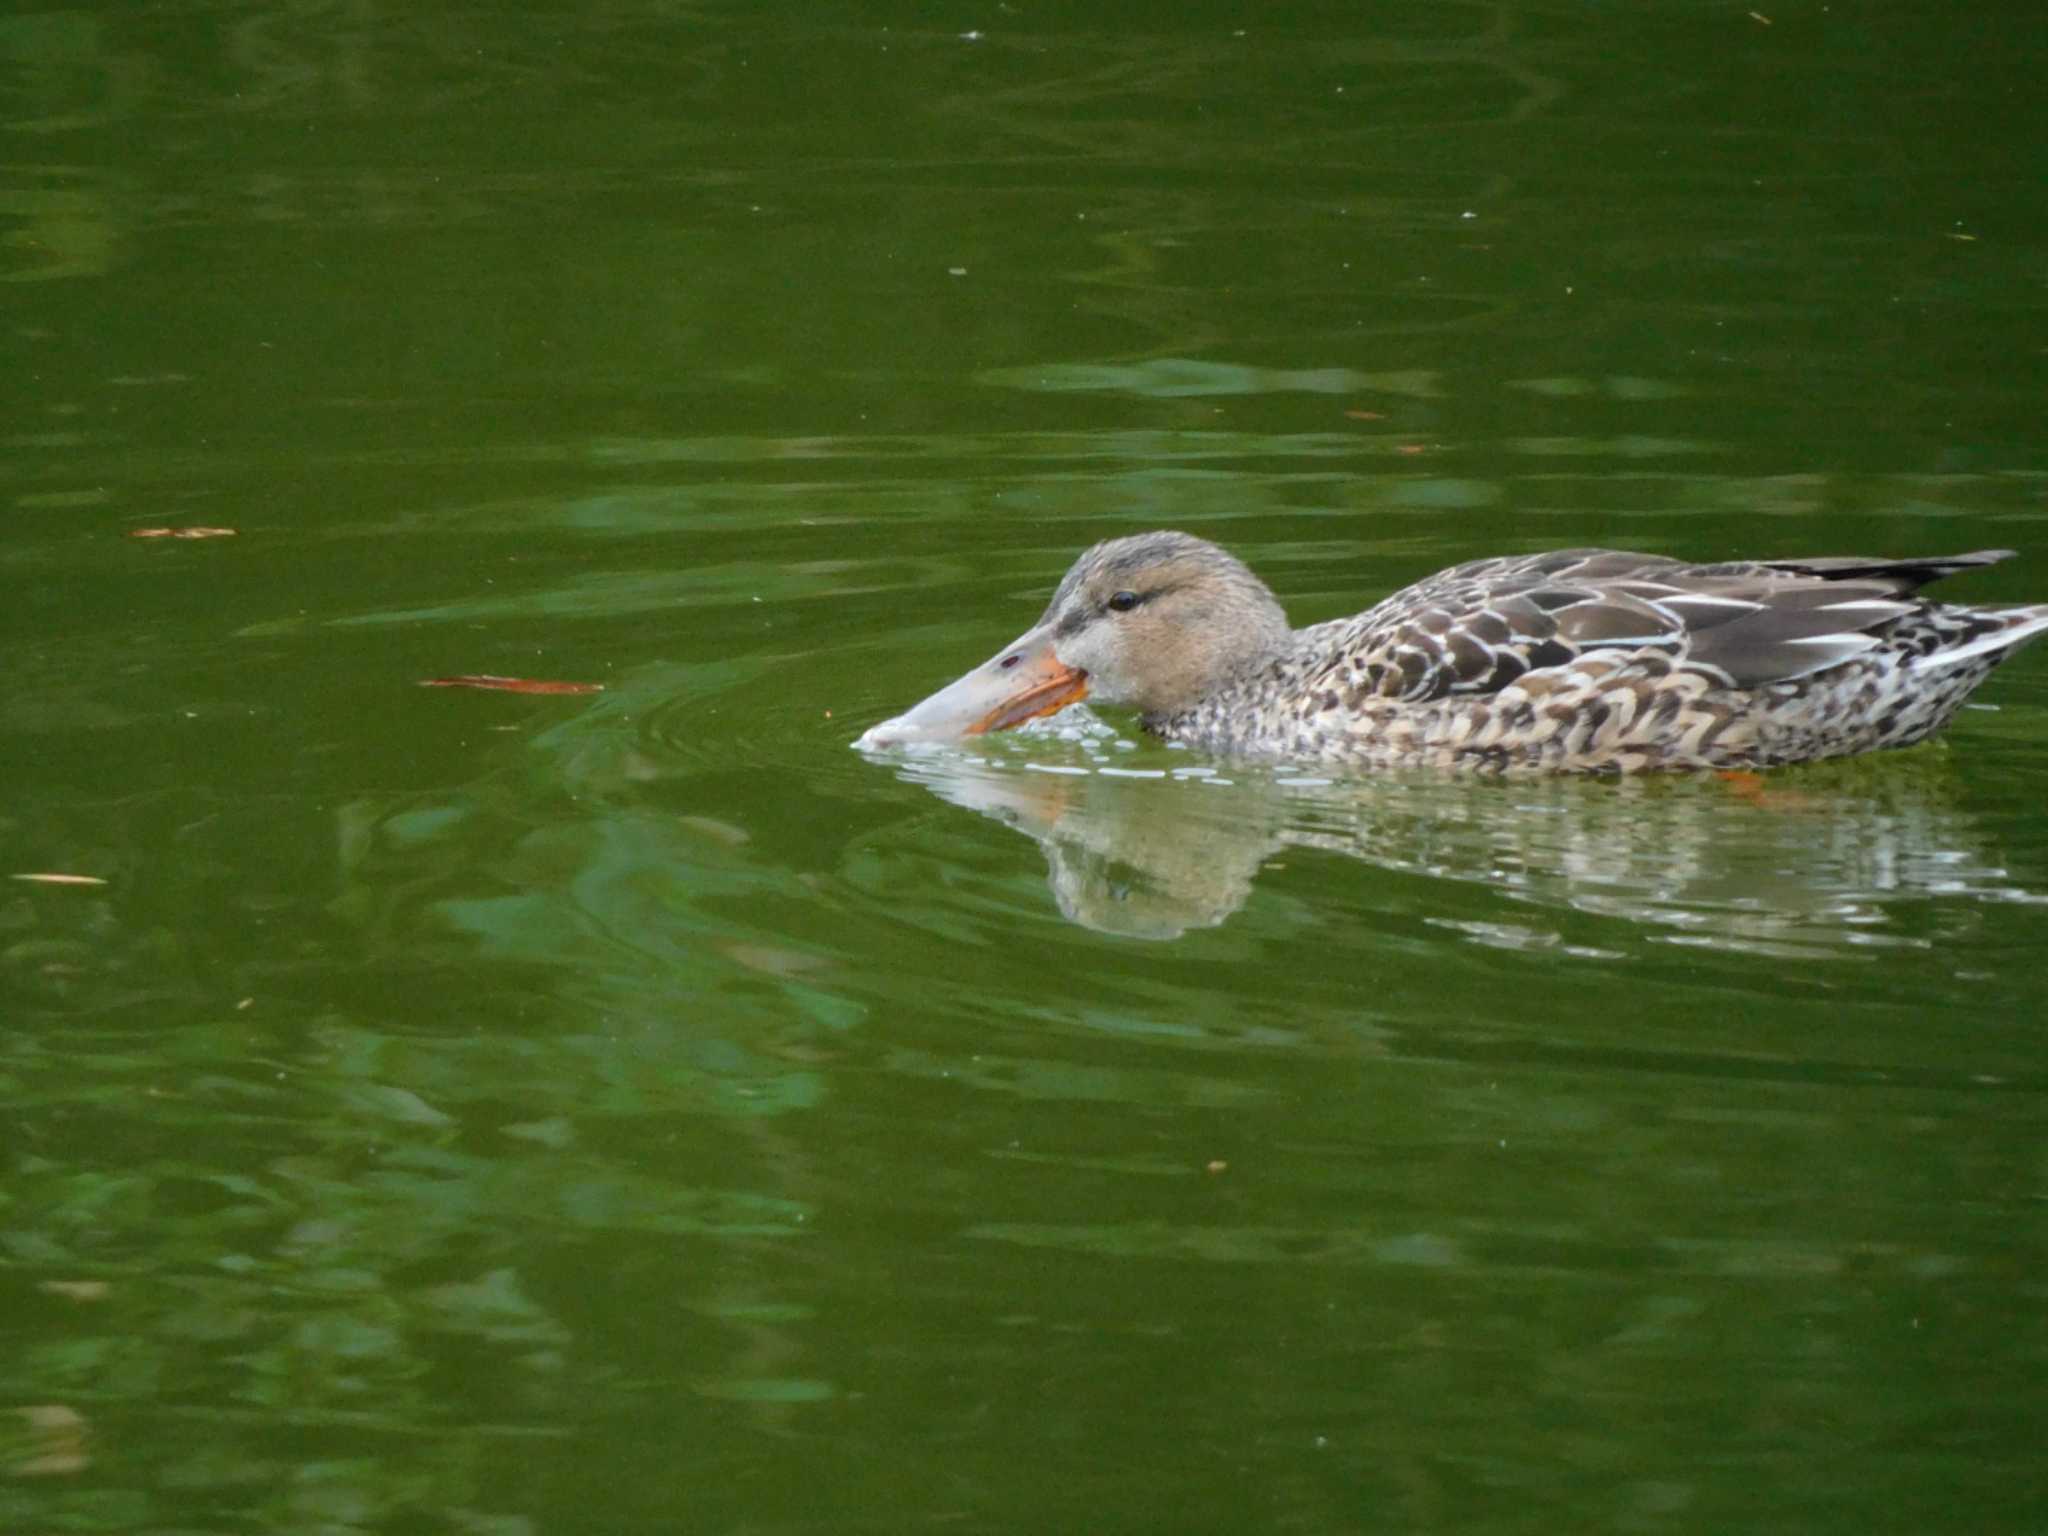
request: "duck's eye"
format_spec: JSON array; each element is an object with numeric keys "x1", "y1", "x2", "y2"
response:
[{"x1": 1107, "y1": 590, "x2": 1142, "y2": 613}]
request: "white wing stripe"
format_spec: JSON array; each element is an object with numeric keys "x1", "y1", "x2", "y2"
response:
[{"x1": 1657, "y1": 593, "x2": 1760, "y2": 610}]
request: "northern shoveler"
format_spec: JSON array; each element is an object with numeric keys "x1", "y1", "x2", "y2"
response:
[{"x1": 856, "y1": 531, "x2": 2048, "y2": 772}]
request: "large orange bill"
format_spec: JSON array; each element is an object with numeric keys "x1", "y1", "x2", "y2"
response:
[{"x1": 855, "y1": 622, "x2": 1090, "y2": 747}]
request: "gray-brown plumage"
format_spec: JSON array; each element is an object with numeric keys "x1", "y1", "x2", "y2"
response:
[{"x1": 857, "y1": 531, "x2": 2048, "y2": 772}]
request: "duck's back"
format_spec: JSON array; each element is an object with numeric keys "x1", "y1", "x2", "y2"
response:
[{"x1": 1155, "y1": 548, "x2": 2048, "y2": 772}]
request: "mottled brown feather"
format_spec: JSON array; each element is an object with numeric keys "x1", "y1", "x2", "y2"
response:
[{"x1": 872, "y1": 533, "x2": 2048, "y2": 772}]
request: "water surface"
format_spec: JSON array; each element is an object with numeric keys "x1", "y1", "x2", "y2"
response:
[{"x1": 5, "y1": 3, "x2": 2046, "y2": 1532}]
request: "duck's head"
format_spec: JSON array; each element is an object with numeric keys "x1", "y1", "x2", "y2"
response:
[{"x1": 856, "y1": 531, "x2": 1293, "y2": 747}]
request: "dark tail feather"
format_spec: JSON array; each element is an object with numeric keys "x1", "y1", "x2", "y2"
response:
[{"x1": 1762, "y1": 549, "x2": 2017, "y2": 594}]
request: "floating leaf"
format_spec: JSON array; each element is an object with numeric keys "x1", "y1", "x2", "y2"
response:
[
  {"x1": 11, "y1": 873, "x2": 107, "y2": 887},
  {"x1": 417, "y1": 676, "x2": 604, "y2": 695}
]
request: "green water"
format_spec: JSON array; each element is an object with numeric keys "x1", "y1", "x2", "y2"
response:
[{"x1": 5, "y1": 4, "x2": 2045, "y2": 1531}]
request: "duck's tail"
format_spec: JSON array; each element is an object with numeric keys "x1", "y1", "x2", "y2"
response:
[
  {"x1": 1911, "y1": 605, "x2": 2048, "y2": 672},
  {"x1": 1763, "y1": 549, "x2": 2017, "y2": 594}
]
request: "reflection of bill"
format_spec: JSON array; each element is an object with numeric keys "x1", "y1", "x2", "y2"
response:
[{"x1": 863, "y1": 731, "x2": 2042, "y2": 949}]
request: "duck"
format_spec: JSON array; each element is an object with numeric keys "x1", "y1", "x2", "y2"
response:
[{"x1": 855, "y1": 531, "x2": 2048, "y2": 772}]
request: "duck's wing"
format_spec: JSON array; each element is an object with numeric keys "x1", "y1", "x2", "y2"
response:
[{"x1": 1322, "y1": 548, "x2": 2017, "y2": 702}]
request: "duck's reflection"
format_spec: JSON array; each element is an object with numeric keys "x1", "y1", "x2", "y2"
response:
[{"x1": 867, "y1": 735, "x2": 2042, "y2": 947}]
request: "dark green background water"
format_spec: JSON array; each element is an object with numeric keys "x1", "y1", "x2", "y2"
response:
[{"x1": 5, "y1": 4, "x2": 2045, "y2": 1531}]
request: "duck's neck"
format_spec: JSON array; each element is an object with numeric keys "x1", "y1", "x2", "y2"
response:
[
  {"x1": 1141, "y1": 620, "x2": 1308, "y2": 748},
  {"x1": 1207, "y1": 587, "x2": 1295, "y2": 683}
]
